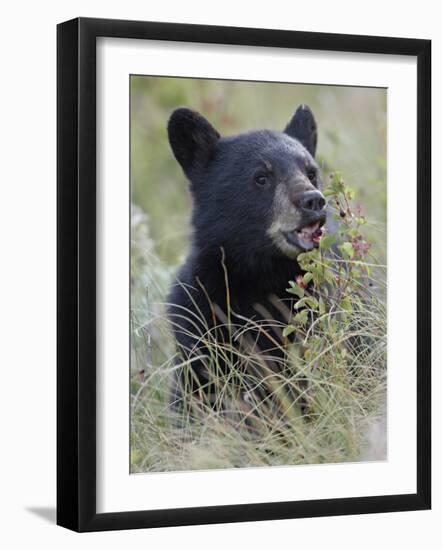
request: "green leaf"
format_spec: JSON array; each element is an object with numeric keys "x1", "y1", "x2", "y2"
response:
[
  {"x1": 346, "y1": 187, "x2": 356, "y2": 200},
  {"x1": 295, "y1": 296, "x2": 318, "y2": 310},
  {"x1": 302, "y1": 272, "x2": 313, "y2": 285},
  {"x1": 286, "y1": 285, "x2": 304, "y2": 299},
  {"x1": 294, "y1": 310, "x2": 309, "y2": 325},
  {"x1": 320, "y1": 233, "x2": 336, "y2": 250},
  {"x1": 282, "y1": 325, "x2": 296, "y2": 337},
  {"x1": 339, "y1": 241, "x2": 354, "y2": 258},
  {"x1": 304, "y1": 296, "x2": 319, "y2": 310},
  {"x1": 298, "y1": 250, "x2": 318, "y2": 263},
  {"x1": 323, "y1": 187, "x2": 337, "y2": 197},
  {"x1": 319, "y1": 297, "x2": 326, "y2": 315}
]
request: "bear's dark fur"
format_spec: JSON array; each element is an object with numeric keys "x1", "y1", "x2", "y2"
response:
[{"x1": 167, "y1": 105, "x2": 327, "y2": 412}]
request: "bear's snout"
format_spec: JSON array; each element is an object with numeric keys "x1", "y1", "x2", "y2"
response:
[{"x1": 297, "y1": 190, "x2": 326, "y2": 214}]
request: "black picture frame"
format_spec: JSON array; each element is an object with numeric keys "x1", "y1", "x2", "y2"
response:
[{"x1": 57, "y1": 17, "x2": 431, "y2": 532}]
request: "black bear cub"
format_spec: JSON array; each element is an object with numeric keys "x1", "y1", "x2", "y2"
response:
[{"x1": 167, "y1": 105, "x2": 327, "y2": 416}]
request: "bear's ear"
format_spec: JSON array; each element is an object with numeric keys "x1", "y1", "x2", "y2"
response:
[
  {"x1": 167, "y1": 108, "x2": 220, "y2": 177},
  {"x1": 284, "y1": 104, "x2": 318, "y2": 157}
]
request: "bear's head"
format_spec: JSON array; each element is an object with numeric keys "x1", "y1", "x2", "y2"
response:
[{"x1": 168, "y1": 105, "x2": 326, "y2": 261}]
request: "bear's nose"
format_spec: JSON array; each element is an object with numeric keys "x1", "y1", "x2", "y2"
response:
[{"x1": 299, "y1": 190, "x2": 326, "y2": 213}]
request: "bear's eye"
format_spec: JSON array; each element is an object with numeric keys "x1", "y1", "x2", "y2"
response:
[
  {"x1": 254, "y1": 173, "x2": 269, "y2": 187},
  {"x1": 306, "y1": 169, "x2": 317, "y2": 184}
]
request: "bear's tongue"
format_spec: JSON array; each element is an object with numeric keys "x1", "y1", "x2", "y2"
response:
[{"x1": 297, "y1": 221, "x2": 323, "y2": 244}]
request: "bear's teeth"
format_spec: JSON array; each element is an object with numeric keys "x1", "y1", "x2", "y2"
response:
[
  {"x1": 297, "y1": 221, "x2": 319, "y2": 238},
  {"x1": 305, "y1": 221, "x2": 320, "y2": 233}
]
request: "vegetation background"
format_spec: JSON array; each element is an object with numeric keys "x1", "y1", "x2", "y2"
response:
[{"x1": 130, "y1": 76, "x2": 387, "y2": 473}]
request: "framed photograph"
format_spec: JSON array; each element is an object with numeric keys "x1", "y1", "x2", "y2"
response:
[{"x1": 57, "y1": 17, "x2": 431, "y2": 532}]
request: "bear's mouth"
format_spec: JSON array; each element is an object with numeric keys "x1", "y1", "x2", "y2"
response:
[{"x1": 283, "y1": 218, "x2": 326, "y2": 251}]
